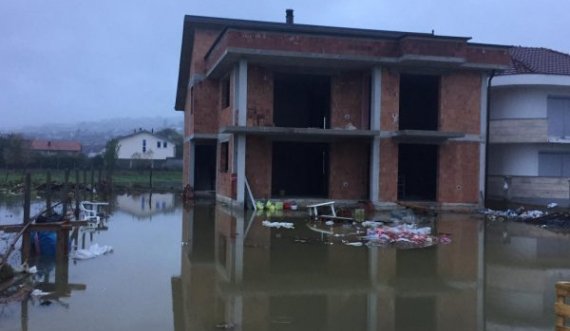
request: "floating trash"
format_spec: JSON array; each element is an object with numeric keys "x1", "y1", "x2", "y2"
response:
[
  {"x1": 72, "y1": 243, "x2": 113, "y2": 260},
  {"x1": 262, "y1": 220, "x2": 294, "y2": 229}
]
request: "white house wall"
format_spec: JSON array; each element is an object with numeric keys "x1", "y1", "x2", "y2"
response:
[
  {"x1": 117, "y1": 132, "x2": 175, "y2": 160},
  {"x1": 491, "y1": 87, "x2": 546, "y2": 119},
  {"x1": 116, "y1": 193, "x2": 176, "y2": 218},
  {"x1": 491, "y1": 84, "x2": 570, "y2": 120},
  {"x1": 488, "y1": 144, "x2": 538, "y2": 176},
  {"x1": 489, "y1": 143, "x2": 570, "y2": 176}
]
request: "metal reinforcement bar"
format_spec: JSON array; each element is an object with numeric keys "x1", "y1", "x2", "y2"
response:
[{"x1": 244, "y1": 177, "x2": 256, "y2": 211}]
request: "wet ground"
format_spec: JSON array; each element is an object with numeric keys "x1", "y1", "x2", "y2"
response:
[{"x1": 1, "y1": 194, "x2": 570, "y2": 331}]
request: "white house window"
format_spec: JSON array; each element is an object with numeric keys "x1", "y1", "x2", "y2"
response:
[
  {"x1": 547, "y1": 97, "x2": 570, "y2": 137},
  {"x1": 163, "y1": 142, "x2": 167, "y2": 148},
  {"x1": 157, "y1": 141, "x2": 161, "y2": 148},
  {"x1": 142, "y1": 139, "x2": 147, "y2": 153},
  {"x1": 539, "y1": 152, "x2": 570, "y2": 176}
]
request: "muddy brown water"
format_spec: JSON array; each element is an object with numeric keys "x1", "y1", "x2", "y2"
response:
[{"x1": 1, "y1": 195, "x2": 570, "y2": 331}]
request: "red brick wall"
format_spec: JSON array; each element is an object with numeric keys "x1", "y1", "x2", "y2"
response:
[
  {"x1": 182, "y1": 141, "x2": 189, "y2": 186},
  {"x1": 466, "y1": 46, "x2": 510, "y2": 66},
  {"x1": 216, "y1": 138, "x2": 235, "y2": 199},
  {"x1": 247, "y1": 66, "x2": 274, "y2": 127},
  {"x1": 380, "y1": 69, "x2": 399, "y2": 131},
  {"x1": 438, "y1": 142, "x2": 479, "y2": 203},
  {"x1": 186, "y1": 29, "x2": 226, "y2": 136},
  {"x1": 192, "y1": 79, "x2": 220, "y2": 134},
  {"x1": 329, "y1": 141, "x2": 369, "y2": 200},
  {"x1": 379, "y1": 140, "x2": 398, "y2": 202},
  {"x1": 206, "y1": 29, "x2": 400, "y2": 68},
  {"x1": 184, "y1": 88, "x2": 193, "y2": 136},
  {"x1": 206, "y1": 29, "x2": 510, "y2": 73},
  {"x1": 219, "y1": 71, "x2": 234, "y2": 128},
  {"x1": 399, "y1": 37, "x2": 467, "y2": 58},
  {"x1": 439, "y1": 72, "x2": 481, "y2": 134},
  {"x1": 377, "y1": 68, "x2": 400, "y2": 202},
  {"x1": 331, "y1": 72, "x2": 366, "y2": 129},
  {"x1": 191, "y1": 29, "x2": 222, "y2": 74},
  {"x1": 246, "y1": 136, "x2": 272, "y2": 199}
]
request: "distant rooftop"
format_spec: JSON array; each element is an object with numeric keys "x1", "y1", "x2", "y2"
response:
[
  {"x1": 503, "y1": 47, "x2": 570, "y2": 75},
  {"x1": 30, "y1": 139, "x2": 81, "y2": 152}
]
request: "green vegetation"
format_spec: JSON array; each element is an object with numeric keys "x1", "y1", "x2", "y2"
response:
[{"x1": 0, "y1": 168, "x2": 182, "y2": 191}]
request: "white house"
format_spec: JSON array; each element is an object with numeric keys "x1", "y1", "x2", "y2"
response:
[
  {"x1": 115, "y1": 193, "x2": 176, "y2": 219},
  {"x1": 488, "y1": 47, "x2": 570, "y2": 204},
  {"x1": 116, "y1": 130, "x2": 175, "y2": 163}
]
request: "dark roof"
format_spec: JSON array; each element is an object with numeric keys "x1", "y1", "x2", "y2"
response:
[
  {"x1": 184, "y1": 15, "x2": 471, "y2": 41},
  {"x1": 175, "y1": 15, "x2": 475, "y2": 111},
  {"x1": 502, "y1": 47, "x2": 570, "y2": 75}
]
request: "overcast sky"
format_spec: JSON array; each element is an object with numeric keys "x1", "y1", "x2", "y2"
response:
[{"x1": 1, "y1": 0, "x2": 568, "y2": 130}]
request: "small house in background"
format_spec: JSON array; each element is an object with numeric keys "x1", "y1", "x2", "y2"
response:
[
  {"x1": 488, "y1": 47, "x2": 570, "y2": 205},
  {"x1": 175, "y1": 11, "x2": 511, "y2": 209},
  {"x1": 116, "y1": 130, "x2": 175, "y2": 168},
  {"x1": 28, "y1": 139, "x2": 82, "y2": 156}
]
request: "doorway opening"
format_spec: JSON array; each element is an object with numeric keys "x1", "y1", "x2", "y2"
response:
[
  {"x1": 273, "y1": 73, "x2": 330, "y2": 128},
  {"x1": 194, "y1": 144, "x2": 216, "y2": 191},
  {"x1": 397, "y1": 144, "x2": 438, "y2": 201},
  {"x1": 272, "y1": 142, "x2": 329, "y2": 198},
  {"x1": 399, "y1": 74, "x2": 440, "y2": 130}
]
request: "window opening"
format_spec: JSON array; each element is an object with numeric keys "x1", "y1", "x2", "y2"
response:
[
  {"x1": 397, "y1": 144, "x2": 438, "y2": 201},
  {"x1": 273, "y1": 73, "x2": 330, "y2": 128},
  {"x1": 399, "y1": 74, "x2": 440, "y2": 130},
  {"x1": 220, "y1": 142, "x2": 229, "y2": 173},
  {"x1": 221, "y1": 77, "x2": 230, "y2": 109}
]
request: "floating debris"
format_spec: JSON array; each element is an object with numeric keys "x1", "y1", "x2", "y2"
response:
[
  {"x1": 483, "y1": 208, "x2": 570, "y2": 232},
  {"x1": 31, "y1": 289, "x2": 52, "y2": 297},
  {"x1": 262, "y1": 220, "x2": 294, "y2": 229},
  {"x1": 215, "y1": 322, "x2": 235, "y2": 329},
  {"x1": 365, "y1": 224, "x2": 438, "y2": 248},
  {"x1": 342, "y1": 241, "x2": 363, "y2": 247},
  {"x1": 72, "y1": 243, "x2": 113, "y2": 260}
]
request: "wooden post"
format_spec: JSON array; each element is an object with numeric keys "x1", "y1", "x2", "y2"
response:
[
  {"x1": 149, "y1": 160, "x2": 153, "y2": 190},
  {"x1": 46, "y1": 171, "x2": 52, "y2": 216},
  {"x1": 23, "y1": 173, "x2": 31, "y2": 222},
  {"x1": 55, "y1": 227, "x2": 70, "y2": 297},
  {"x1": 556, "y1": 281, "x2": 570, "y2": 330},
  {"x1": 22, "y1": 173, "x2": 31, "y2": 263},
  {"x1": 62, "y1": 169, "x2": 70, "y2": 217},
  {"x1": 21, "y1": 300, "x2": 28, "y2": 331},
  {"x1": 97, "y1": 168, "x2": 102, "y2": 189},
  {"x1": 83, "y1": 168, "x2": 88, "y2": 202},
  {"x1": 90, "y1": 167, "x2": 95, "y2": 201},
  {"x1": 75, "y1": 169, "x2": 80, "y2": 219}
]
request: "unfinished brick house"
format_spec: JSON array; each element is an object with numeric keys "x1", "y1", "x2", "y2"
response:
[{"x1": 175, "y1": 11, "x2": 510, "y2": 209}]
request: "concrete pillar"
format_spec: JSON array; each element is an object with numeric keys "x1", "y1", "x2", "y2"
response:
[
  {"x1": 188, "y1": 140, "x2": 195, "y2": 187},
  {"x1": 235, "y1": 60, "x2": 248, "y2": 206},
  {"x1": 479, "y1": 73, "x2": 489, "y2": 206},
  {"x1": 369, "y1": 66, "x2": 382, "y2": 202},
  {"x1": 237, "y1": 60, "x2": 248, "y2": 126}
]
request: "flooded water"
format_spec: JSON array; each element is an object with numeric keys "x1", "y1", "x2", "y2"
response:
[{"x1": 1, "y1": 194, "x2": 570, "y2": 331}]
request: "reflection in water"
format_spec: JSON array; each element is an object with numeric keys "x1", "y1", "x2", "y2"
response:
[
  {"x1": 173, "y1": 205, "x2": 488, "y2": 331},
  {"x1": 2, "y1": 198, "x2": 570, "y2": 330},
  {"x1": 115, "y1": 193, "x2": 175, "y2": 220},
  {"x1": 485, "y1": 221, "x2": 570, "y2": 330}
]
